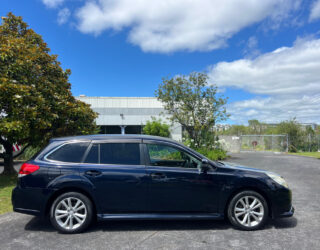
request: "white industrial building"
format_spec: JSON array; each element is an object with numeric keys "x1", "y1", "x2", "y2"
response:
[{"x1": 76, "y1": 96, "x2": 182, "y2": 141}]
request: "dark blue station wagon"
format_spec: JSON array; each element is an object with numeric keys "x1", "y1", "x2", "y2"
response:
[{"x1": 12, "y1": 135, "x2": 294, "y2": 233}]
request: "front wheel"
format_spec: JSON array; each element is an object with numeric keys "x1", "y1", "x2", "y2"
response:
[
  {"x1": 50, "y1": 192, "x2": 93, "y2": 234},
  {"x1": 227, "y1": 190, "x2": 268, "y2": 230}
]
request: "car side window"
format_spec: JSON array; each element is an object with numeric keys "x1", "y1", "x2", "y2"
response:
[
  {"x1": 46, "y1": 142, "x2": 89, "y2": 163},
  {"x1": 100, "y1": 143, "x2": 141, "y2": 165},
  {"x1": 84, "y1": 144, "x2": 99, "y2": 164},
  {"x1": 146, "y1": 144, "x2": 201, "y2": 169}
]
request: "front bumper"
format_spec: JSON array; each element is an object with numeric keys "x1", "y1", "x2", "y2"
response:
[
  {"x1": 277, "y1": 206, "x2": 295, "y2": 218},
  {"x1": 269, "y1": 187, "x2": 294, "y2": 218}
]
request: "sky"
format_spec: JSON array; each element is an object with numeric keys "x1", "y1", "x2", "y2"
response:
[{"x1": 1, "y1": 0, "x2": 320, "y2": 125}]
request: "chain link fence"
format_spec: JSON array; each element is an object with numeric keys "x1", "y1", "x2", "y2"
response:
[
  {"x1": 240, "y1": 135, "x2": 288, "y2": 152},
  {"x1": 218, "y1": 134, "x2": 320, "y2": 153},
  {"x1": 288, "y1": 135, "x2": 320, "y2": 152}
]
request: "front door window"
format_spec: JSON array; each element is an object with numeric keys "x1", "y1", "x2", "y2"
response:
[
  {"x1": 145, "y1": 143, "x2": 217, "y2": 212},
  {"x1": 146, "y1": 143, "x2": 201, "y2": 169}
]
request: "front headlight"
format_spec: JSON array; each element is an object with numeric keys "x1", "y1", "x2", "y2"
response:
[{"x1": 266, "y1": 172, "x2": 289, "y2": 188}]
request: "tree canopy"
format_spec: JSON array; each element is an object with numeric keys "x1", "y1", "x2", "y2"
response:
[
  {"x1": 0, "y1": 13, "x2": 98, "y2": 174},
  {"x1": 156, "y1": 72, "x2": 228, "y2": 148}
]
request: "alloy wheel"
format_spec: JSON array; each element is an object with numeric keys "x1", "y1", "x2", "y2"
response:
[
  {"x1": 54, "y1": 197, "x2": 87, "y2": 230},
  {"x1": 234, "y1": 195, "x2": 264, "y2": 228}
]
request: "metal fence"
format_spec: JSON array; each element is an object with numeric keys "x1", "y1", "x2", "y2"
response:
[
  {"x1": 289, "y1": 134, "x2": 320, "y2": 152},
  {"x1": 240, "y1": 135, "x2": 288, "y2": 152},
  {"x1": 218, "y1": 134, "x2": 320, "y2": 153}
]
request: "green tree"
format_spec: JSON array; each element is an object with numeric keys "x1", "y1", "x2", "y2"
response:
[
  {"x1": 276, "y1": 119, "x2": 302, "y2": 152},
  {"x1": 156, "y1": 72, "x2": 228, "y2": 148},
  {"x1": 143, "y1": 117, "x2": 171, "y2": 137},
  {"x1": 220, "y1": 125, "x2": 248, "y2": 136},
  {"x1": 0, "y1": 13, "x2": 98, "y2": 175},
  {"x1": 248, "y1": 119, "x2": 262, "y2": 134},
  {"x1": 315, "y1": 125, "x2": 320, "y2": 135},
  {"x1": 264, "y1": 126, "x2": 278, "y2": 135},
  {"x1": 304, "y1": 126, "x2": 315, "y2": 136}
]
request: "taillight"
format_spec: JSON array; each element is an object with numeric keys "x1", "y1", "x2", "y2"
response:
[{"x1": 18, "y1": 163, "x2": 40, "y2": 177}]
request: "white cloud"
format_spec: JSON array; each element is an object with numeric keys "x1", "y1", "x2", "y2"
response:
[
  {"x1": 75, "y1": 0, "x2": 300, "y2": 53},
  {"x1": 247, "y1": 36, "x2": 258, "y2": 49},
  {"x1": 228, "y1": 95, "x2": 320, "y2": 124},
  {"x1": 42, "y1": 0, "x2": 65, "y2": 8},
  {"x1": 209, "y1": 38, "x2": 320, "y2": 124},
  {"x1": 57, "y1": 8, "x2": 71, "y2": 25},
  {"x1": 243, "y1": 36, "x2": 260, "y2": 58},
  {"x1": 309, "y1": 0, "x2": 320, "y2": 21},
  {"x1": 209, "y1": 39, "x2": 320, "y2": 96}
]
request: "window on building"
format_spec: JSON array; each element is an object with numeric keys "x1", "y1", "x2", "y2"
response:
[
  {"x1": 99, "y1": 126, "x2": 121, "y2": 134},
  {"x1": 125, "y1": 126, "x2": 142, "y2": 134}
]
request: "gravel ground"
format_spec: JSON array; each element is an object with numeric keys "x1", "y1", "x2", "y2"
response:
[{"x1": 0, "y1": 152, "x2": 319, "y2": 250}]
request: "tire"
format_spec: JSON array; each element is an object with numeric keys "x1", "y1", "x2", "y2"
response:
[
  {"x1": 227, "y1": 190, "x2": 268, "y2": 231},
  {"x1": 50, "y1": 192, "x2": 93, "y2": 234}
]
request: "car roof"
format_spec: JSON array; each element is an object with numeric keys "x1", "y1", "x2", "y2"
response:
[
  {"x1": 50, "y1": 134, "x2": 178, "y2": 143},
  {"x1": 48, "y1": 134, "x2": 207, "y2": 161}
]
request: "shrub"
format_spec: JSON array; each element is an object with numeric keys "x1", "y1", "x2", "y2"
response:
[
  {"x1": 143, "y1": 117, "x2": 171, "y2": 137},
  {"x1": 196, "y1": 148, "x2": 227, "y2": 161},
  {"x1": 15, "y1": 146, "x2": 42, "y2": 161}
]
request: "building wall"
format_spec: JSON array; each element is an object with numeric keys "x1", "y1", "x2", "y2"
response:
[{"x1": 76, "y1": 96, "x2": 182, "y2": 141}]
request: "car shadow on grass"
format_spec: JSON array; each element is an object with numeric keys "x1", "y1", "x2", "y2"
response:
[{"x1": 24, "y1": 216, "x2": 298, "y2": 233}]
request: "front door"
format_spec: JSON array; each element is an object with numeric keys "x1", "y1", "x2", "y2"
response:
[
  {"x1": 79, "y1": 141, "x2": 148, "y2": 213},
  {"x1": 144, "y1": 142, "x2": 219, "y2": 213}
]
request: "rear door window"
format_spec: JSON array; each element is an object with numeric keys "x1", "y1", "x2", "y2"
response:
[
  {"x1": 46, "y1": 142, "x2": 89, "y2": 163},
  {"x1": 100, "y1": 143, "x2": 141, "y2": 165},
  {"x1": 84, "y1": 144, "x2": 99, "y2": 164}
]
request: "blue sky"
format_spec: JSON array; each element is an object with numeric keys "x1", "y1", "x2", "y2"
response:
[{"x1": 1, "y1": 0, "x2": 320, "y2": 124}]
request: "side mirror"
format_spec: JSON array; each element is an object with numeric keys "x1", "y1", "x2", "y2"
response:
[{"x1": 200, "y1": 159, "x2": 211, "y2": 173}]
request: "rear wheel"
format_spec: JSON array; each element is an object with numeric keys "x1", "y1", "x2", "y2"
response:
[
  {"x1": 227, "y1": 190, "x2": 268, "y2": 230},
  {"x1": 50, "y1": 192, "x2": 93, "y2": 234}
]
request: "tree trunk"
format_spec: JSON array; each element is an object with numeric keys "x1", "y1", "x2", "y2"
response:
[{"x1": 2, "y1": 142, "x2": 16, "y2": 175}]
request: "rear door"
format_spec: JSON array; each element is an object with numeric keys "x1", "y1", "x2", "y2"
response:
[{"x1": 79, "y1": 140, "x2": 148, "y2": 213}]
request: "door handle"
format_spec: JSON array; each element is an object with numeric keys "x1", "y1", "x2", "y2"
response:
[
  {"x1": 85, "y1": 170, "x2": 102, "y2": 177},
  {"x1": 151, "y1": 173, "x2": 166, "y2": 179}
]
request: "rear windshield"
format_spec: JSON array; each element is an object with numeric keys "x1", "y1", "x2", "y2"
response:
[{"x1": 46, "y1": 142, "x2": 89, "y2": 163}]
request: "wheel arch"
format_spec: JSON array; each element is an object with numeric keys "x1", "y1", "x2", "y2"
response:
[
  {"x1": 224, "y1": 186, "x2": 272, "y2": 218},
  {"x1": 45, "y1": 187, "x2": 98, "y2": 217}
]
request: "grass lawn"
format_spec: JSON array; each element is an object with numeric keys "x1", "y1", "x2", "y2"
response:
[
  {"x1": 289, "y1": 152, "x2": 320, "y2": 159},
  {"x1": 0, "y1": 175, "x2": 17, "y2": 214}
]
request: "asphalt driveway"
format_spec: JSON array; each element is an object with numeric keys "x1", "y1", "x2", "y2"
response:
[{"x1": 0, "y1": 152, "x2": 319, "y2": 250}]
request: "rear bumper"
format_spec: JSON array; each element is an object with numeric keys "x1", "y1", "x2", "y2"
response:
[{"x1": 12, "y1": 186, "x2": 49, "y2": 216}]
